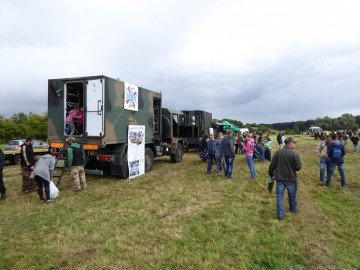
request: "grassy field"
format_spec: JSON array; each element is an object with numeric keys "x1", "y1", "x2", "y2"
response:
[{"x1": 0, "y1": 136, "x2": 359, "y2": 270}]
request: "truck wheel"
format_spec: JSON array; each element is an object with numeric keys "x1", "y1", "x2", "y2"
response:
[
  {"x1": 162, "y1": 115, "x2": 171, "y2": 138},
  {"x1": 10, "y1": 154, "x2": 20, "y2": 165},
  {"x1": 170, "y1": 144, "x2": 183, "y2": 163},
  {"x1": 145, "y1": 147, "x2": 154, "y2": 172},
  {"x1": 120, "y1": 153, "x2": 129, "y2": 179}
]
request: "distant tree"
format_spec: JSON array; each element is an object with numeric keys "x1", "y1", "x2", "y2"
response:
[
  {"x1": 296, "y1": 123, "x2": 306, "y2": 132},
  {"x1": 293, "y1": 125, "x2": 300, "y2": 134},
  {"x1": 337, "y1": 113, "x2": 357, "y2": 131},
  {"x1": 355, "y1": 115, "x2": 360, "y2": 126},
  {"x1": 314, "y1": 116, "x2": 333, "y2": 131},
  {"x1": 0, "y1": 112, "x2": 47, "y2": 143},
  {"x1": 11, "y1": 113, "x2": 28, "y2": 124}
]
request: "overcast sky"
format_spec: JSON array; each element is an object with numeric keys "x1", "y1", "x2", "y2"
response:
[{"x1": 1, "y1": 0, "x2": 360, "y2": 124}]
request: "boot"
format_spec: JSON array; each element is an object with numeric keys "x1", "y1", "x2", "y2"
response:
[{"x1": 1, "y1": 191, "x2": 6, "y2": 200}]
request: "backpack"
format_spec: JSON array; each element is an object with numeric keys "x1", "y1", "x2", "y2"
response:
[
  {"x1": 256, "y1": 142, "x2": 263, "y2": 152},
  {"x1": 331, "y1": 145, "x2": 342, "y2": 159}
]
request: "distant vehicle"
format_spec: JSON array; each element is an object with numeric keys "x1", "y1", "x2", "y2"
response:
[
  {"x1": 33, "y1": 140, "x2": 49, "y2": 150},
  {"x1": 3, "y1": 139, "x2": 26, "y2": 151},
  {"x1": 3, "y1": 139, "x2": 49, "y2": 165},
  {"x1": 309, "y1": 126, "x2": 322, "y2": 137}
]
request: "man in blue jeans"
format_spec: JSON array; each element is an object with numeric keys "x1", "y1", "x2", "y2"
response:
[
  {"x1": 268, "y1": 137, "x2": 302, "y2": 220},
  {"x1": 326, "y1": 133, "x2": 346, "y2": 188},
  {"x1": 315, "y1": 135, "x2": 331, "y2": 184},
  {"x1": 221, "y1": 130, "x2": 235, "y2": 180}
]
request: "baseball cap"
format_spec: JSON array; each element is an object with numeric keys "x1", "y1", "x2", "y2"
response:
[
  {"x1": 284, "y1": 137, "x2": 297, "y2": 144},
  {"x1": 66, "y1": 136, "x2": 76, "y2": 143}
]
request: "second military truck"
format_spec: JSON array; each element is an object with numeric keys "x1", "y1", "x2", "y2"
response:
[{"x1": 48, "y1": 75, "x2": 184, "y2": 178}]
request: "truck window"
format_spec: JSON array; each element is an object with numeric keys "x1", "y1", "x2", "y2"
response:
[{"x1": 64, "y1": 82, "x2": 85, "y2": 136}]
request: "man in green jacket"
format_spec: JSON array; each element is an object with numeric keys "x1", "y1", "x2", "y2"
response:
[
  {"x1": 268, "y1": 137, "x2": 302, "y2": 220},
  {"x1": 66, "y1": 137, "x2": 87, "y2": 192}
]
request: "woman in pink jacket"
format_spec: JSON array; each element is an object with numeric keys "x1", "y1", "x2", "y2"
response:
[{"x1": 242, "y1": 133, "x2": 256, "y2": 180}]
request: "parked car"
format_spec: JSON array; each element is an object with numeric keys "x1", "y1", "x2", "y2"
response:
[
  {"x1": 3, "y1": 139, "x2": 26, "y2": 151},
  {"x1": 33, "y1": 140, "x2": 49, "y2": 150},
  {"x1": 3, "y1": 139, "x2": 49, "y2": 165}
]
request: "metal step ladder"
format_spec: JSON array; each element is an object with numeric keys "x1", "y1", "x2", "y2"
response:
[{"x1": 52, "y1": 150, "x2": 68, "y2": 186}]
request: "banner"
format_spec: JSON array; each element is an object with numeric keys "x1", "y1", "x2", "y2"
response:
[
  {"x1": 128, "y1": 125, "x2": 145, "y2": 179},
  {"x1": 124, "y1": 82, "x2": 139, "y2": 111}
]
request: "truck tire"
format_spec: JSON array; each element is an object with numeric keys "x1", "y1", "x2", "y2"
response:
[
  {"x1": 162, "y1": 115, "x2": 171, "y2": 138},
  {"x1": 120, "y1": 153, "x2": 129, "y2": 179},
  {"x1": 10, "y1": 154, "x2": 20, "y2": 165},
  {"x1": 170, "y1": 144, "x2": 183, "y2": 163},
  {"x1": 145, "y1": 147, "x2": 154, "y2": 172}
]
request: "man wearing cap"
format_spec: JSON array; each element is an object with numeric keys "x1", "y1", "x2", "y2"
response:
[
  {"x1": 66, "y1": 137, "x2": 87, "y2": 192},
  {"x1": 268, "y1": 137, "x2": 302, "y2": 220}
]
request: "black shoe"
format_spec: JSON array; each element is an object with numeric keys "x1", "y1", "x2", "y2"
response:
[
  {"x1": 278, "y1": 216, "x2": 285, "y2": 220},
  {"x1": 1, "y1": 192, "x2": 6, "y2": 200}
]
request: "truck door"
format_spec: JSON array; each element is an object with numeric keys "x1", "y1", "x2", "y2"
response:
[{"x1": 86, "y1": 79, "x2": 104, "y2": 137}]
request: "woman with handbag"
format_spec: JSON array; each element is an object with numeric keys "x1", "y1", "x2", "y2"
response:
[{"x1": 33, "y1": 149, "x2": 56, "y2": 203}]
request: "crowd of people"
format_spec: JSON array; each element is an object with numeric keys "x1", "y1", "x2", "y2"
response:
[
  {"x1": 200, "y1": 128, "x2": 358, "y2": 220},
  {"x1": 0, "y1": 128, "x2": 357, "y2": 220},
  {"x1": 201, "y1": 131, "x2": 274, "y2": 181},
  {"x1": 0, "y1": 136, "x2": 87, "y2": 203}
]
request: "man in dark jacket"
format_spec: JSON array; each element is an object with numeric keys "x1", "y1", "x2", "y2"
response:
[
  {"x1": 0, "y1": 149, "x2": 6, "y2": 200},
  {"x1": 326, "y1": 133, "x2": 346, "y2": 188},
  {"x1": 66, "y1": 137, "x2": 87, "y2": 192},
  {"x1": 221, "y1": 130, "x2": 235, "y2": 179},
  {"x1": 350, "y1": 133, "x2": 359, "y2": 153},
  {"x1": 268, "y1": 137, "x2": 302, "y2": 220},
  {"x1": 20, "y1": 136, "x2": 37, "y2": 193}
]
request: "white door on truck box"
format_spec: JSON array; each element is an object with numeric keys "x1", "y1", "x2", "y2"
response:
[{"x1": 86, "y1": 79, "x2": 104, "y2": 137}]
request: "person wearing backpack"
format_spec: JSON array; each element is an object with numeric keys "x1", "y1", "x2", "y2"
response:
[
  {"x1": 255, "y1": 137, "x2": 265, "y2": 163},
  {"x1": 325, "y1": 133, "x2": 346, "y2": 189}
]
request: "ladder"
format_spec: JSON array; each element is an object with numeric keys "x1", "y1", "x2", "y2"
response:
[{"x1": 52, "y1": 150, "x2": 68, "y2": 186}]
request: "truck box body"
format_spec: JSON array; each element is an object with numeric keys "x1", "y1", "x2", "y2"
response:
[
  {"x1": 179, "y1": 110, "x2": 212, "y2": 150},
  {"x1": 48, "y1": 75, "x2": 182, "y2": 178}
]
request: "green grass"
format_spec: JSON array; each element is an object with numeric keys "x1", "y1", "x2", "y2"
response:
[{"x1": 0, "y1": 136, "x2": 359, "y2": 269}]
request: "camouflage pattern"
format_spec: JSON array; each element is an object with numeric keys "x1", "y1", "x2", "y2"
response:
[
  {"x1": 21, "y1": 166, "x2": 37, "y2": 193},
  {"x1": 48, "y1": 76, "x2": 161, "y2": 146},
  {"x1": 48, "y1": 75, "x2": 181, "y2": 177}
]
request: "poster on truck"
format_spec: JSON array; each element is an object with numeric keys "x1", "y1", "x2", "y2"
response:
[
  {"x1": 124, "y1": 82, "x2": 139, "y2": 111},
  {"x1": 128, "y1": 125, "x2": 145, "y2": 179}
]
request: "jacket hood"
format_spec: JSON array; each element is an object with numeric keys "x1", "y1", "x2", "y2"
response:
[{"x1": 40, "y1": 154, "x2": 54, "y2": 160}]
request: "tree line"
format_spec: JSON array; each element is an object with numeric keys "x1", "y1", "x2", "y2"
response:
[
  {"x1": 1, "y1": 112, "x2": 359, "y2": 144},
  {"x1": 0, "y1": 112, "x2": 48, "y2": 143},
  {"x1": 219, "y1": 113, "x2": 360, "y2": 134}
]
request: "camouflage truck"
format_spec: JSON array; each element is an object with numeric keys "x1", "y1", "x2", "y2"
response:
[{"x1": 48, "y1": 75, "x2": 184, "y2": 178}]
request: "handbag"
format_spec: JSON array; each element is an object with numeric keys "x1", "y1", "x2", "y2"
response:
[
  {"x1": 267, "y1": 176, "x2": 274, "y2": 193},
  {"x1": 49, "y1": 181, "x2": 59, "y2": 199}
]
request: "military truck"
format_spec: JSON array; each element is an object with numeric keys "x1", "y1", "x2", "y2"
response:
[
  {"x1": 179, "y1": 110, "x2": 212, "y2": 151},
  {"x1": 48, "y1": 75, "x2": 184, "y2": 178}
]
